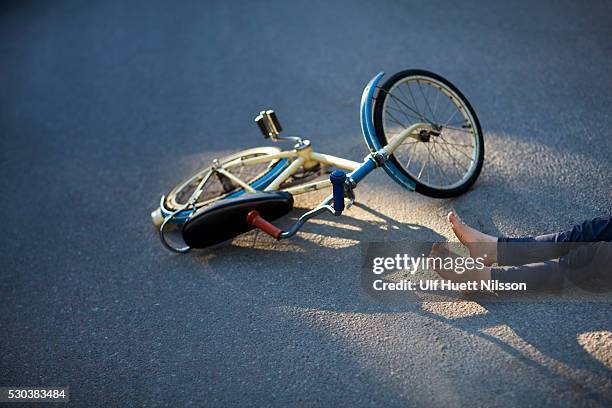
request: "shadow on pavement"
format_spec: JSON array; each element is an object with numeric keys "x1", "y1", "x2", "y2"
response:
[{"x1": 187, "y1": 202, "x2": 611, "y2": 405}]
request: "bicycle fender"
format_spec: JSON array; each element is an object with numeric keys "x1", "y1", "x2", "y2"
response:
[
  {"x1": 360, "y1": 71, "x2": 416, "y2": 191},
  {"x1": 360, "y1": 72, "x2": 385, "y2": 153}
]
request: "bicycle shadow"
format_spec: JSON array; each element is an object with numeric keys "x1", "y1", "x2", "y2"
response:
[
  {"x1": 178, "y1": 202, "x2": 449, "y2": 404},
  {"x1": 195, "y1": 200, "x2": 445, "y2": 258},
  {"x1": 188, "y1": 200, "x2": 612, "y2": 405},
  {"x1": 188, "y1": 199, "x2": 444, "y2": 316}
]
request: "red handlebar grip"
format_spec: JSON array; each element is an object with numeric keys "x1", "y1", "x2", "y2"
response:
[{"x1": 246, "y1": 210, "x2": 282, "y2": 240}]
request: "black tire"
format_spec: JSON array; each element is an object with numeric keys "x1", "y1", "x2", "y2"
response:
[{"x1": 373, "y1": 69, "x2": 484, "y2": 198}]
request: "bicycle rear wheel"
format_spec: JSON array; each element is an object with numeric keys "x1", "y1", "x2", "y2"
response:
[
  {"x1": 373, "y1": 70, "x2": 484, "y2": 198},
  {"x1": 160, "y1": 147, "x2": 289, "y2": 221}
]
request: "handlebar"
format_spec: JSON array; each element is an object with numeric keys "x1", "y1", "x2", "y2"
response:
[
  {"x1": 330, "y1": 170, "x2": 346, "y2": 214},
  {"x1": 247, "y1": 157, "x2": 378, "y2": 241},
  {"x1": 247, "y1": 171, "x2": 348, "y2": 240}
]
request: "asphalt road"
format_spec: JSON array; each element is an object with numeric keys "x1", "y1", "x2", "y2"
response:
[{"x1": 1, "y1": 0, "x2": 611, "y2": 406}]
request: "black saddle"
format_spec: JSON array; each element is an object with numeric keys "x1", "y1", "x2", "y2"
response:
[{"x1": 182, "y1": 191, "x2": 294, "y2": 249}]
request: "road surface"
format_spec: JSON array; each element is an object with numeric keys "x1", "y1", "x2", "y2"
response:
[{"x1": 1, "y1": 0, "x2": 611, "y2": 406}]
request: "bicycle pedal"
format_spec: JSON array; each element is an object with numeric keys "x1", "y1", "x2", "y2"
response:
[{"x1": 255, "y1": 110, "x2": 282, "y2": 138}]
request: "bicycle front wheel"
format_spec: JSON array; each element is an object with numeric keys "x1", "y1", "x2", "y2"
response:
[{"x1": 373, "y1": 69, "x2": 484, "y2": 198}]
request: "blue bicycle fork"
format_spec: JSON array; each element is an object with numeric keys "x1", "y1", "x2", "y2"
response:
[{"x1": 330, "y1": 156, "x2": 378, "y2": 215}]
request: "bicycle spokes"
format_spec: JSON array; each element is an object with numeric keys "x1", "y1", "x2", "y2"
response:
[{"x1": 378, "y1": 75, "x2": 481, "y2": 191}]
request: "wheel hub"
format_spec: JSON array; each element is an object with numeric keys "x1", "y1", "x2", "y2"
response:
[{"x1": 418, "y1": 125, "x2": 442, "y2": 142}]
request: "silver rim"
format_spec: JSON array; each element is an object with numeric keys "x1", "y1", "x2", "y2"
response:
[
  {"x1": 166, "y1": 147, "x2": 282, "y2": 210},
  {"x1": 380, "y1": 75, "x2": 480, "y2": 190}
]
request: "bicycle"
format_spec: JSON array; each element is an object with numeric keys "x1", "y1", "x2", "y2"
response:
[{"x1": 151, "y1": 69, "x2": 484, "y2": 253}]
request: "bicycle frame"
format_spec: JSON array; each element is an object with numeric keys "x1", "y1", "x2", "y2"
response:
[
  {"x1": 157, "y1": 122, "x2": 430, "y2": 252},
  {"x1": 217, "y1": 121, "x2": 430, "y2": 197}
]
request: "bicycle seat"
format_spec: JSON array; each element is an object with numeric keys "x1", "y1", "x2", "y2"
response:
[{"x1": 182, "y1": 191, "x2": 294, "y2": 248}]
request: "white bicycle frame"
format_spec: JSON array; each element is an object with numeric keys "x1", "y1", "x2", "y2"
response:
[
  {"x1": 217, "y1": 122, "x2": 430, "y2": 196},
  {"x1": 153, "y1": 122, "x2": 430, "y2": 224},
  {"x1": 155, "y1": 123, "x2": 431, "y2": 252}
]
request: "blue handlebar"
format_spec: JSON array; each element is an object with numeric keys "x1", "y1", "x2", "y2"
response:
[{"x1": 330, "y1": 170, "x2": 346, "y2": 214}]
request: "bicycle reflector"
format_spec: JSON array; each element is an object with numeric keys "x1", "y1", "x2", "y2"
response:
[{"x1": 255, "y1": 110, "x2": 282, "y2": 138}]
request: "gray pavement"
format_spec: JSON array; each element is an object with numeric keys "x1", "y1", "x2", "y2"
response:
[{"x1": 1, "y1": 0, "x2": 611, "y2": 406}]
